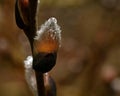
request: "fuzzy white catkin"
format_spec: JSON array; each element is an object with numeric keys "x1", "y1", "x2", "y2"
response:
[
  {"x1": 24, "y1": 56, "x2": 38, "y2": 96},
  {"x1": 34, "y1": 17, "x2": 61, "y2": 47}
]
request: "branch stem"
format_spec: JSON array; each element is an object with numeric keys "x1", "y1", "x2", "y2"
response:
[{"x1": 35, "y1": 71, "x2": 45, "y2": 96}]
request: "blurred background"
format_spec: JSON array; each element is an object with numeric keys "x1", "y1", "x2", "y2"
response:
[{"x1": 1, "y1": 0, "x2": 120, "y2": 96}]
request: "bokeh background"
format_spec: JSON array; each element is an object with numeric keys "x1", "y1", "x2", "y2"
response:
[{"x1": 1, "y1": 0, "x2": 120, "y2": 96}]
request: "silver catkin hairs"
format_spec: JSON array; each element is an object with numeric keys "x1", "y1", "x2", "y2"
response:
[
  {"x1": 24, "y1": 56, "x2": 38, "y2": 96},
  {"x1": 34, "y1": 17, "x2": 61, "y2": 53}
]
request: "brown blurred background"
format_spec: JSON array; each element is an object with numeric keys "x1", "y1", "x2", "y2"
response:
[{"x1": 1, "y1": 0, "x2": 120, "y2": 96}]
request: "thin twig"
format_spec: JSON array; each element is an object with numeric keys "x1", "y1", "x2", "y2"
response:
[{"x1": 35, "y1": 71, "x2": 45, "y2": 96}]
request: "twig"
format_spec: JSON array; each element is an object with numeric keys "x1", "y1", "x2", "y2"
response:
[
  {"x1": 35, "y1": 71, "x2": 45, "y2": 96},
  {"x1": 15, "y1": 1, "x2": 61, "y2": 96}
]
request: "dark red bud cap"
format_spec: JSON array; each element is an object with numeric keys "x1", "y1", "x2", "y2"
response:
[{"x1": 33, "y1": 52, "x2": 57, "y2": 73}]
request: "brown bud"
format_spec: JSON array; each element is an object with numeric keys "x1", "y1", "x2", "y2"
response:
[
  {"x1": 17, "y1": 0, "x2": 30, "y2": 25},
  {"x1": 15, "y1": 0, "x2": 26, "y2": 29},
  {"x1": 15, "y1": 0, "x2": 38, "y2": 48},
  {"x1": 44, "y1": 73, "x2": 56, "y2": 96}
]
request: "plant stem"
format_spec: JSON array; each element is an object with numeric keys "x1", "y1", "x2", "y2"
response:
[{"x1": 35, "y1": 71, "x2": 45, "y2": 96}]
